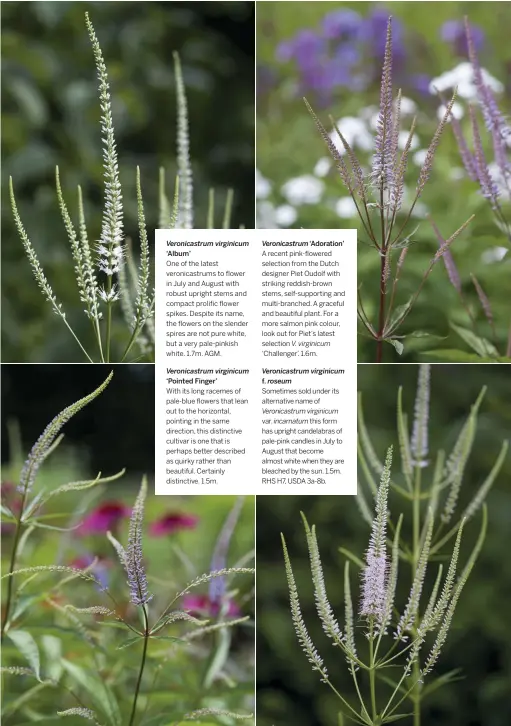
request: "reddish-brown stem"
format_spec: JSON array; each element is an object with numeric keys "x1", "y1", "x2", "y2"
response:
[
  {"x1": 1, "y1": 489, "x2": 28, "y2": 640},
  {"x1": 376, "y1": 251, "x2": 387, "y2": 363}
]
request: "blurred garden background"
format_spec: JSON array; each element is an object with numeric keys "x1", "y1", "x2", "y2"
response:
[
  {"x1": 1, "y1": 364, "x2": 254, "y2": 723},
  {"x1": 257, "y1": 364, "x2": 511, "y2": 726},
  {"x1": 1, "y1": 1, "x2": 255, "y2": 362},
  {"x1": 256, "y1": 2, "x2": 511, "y2": 362}
]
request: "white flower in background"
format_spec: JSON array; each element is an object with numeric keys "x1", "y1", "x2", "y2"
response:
[
  {"x1": 335, "y1": 197, "x2": 357, "y2": 218},
  {"x1": 359, "y1": 104, "x2": 379, "y2": 123},
  {"x1": 281, "y1": 175, "x2": 324, "y2": 205},
  {"x1": 400, "y1": 96, "x2": 417, "y2": 115},
  {"x1": 429, "y1": 62, "x2": 503, "y2": 100},
  {"x1": 330, "y1": 116, "x2": 373, "y2": 154},
  {"x1": 256, "y1": 169, "x2": 272, "y2": 199},
  {"x1": 437, "y1": 101, "x2": 464, "y2": 121},
  {"x1": 449, "y1": 167, "x2": 465, "y2": 181},
  {"x1": 481, "y1": 246, "x2": 508, "y2": 264},
  {"x1": 314, "y1": 157, "x2": 331, "y2": 177},
  {"x1": 413, "y1": 149, "x2": 428, "y2": 167},
  {"x1": 488, "y1": 161, "x2": 511, "y2": 195},
  {"x1": 411, "y1": 201, "x2": 429, "y2": 217},
  {"x1": 256, "y1": 200, "x2": 277, "y2": 229},
  {"x1": 275, "y1": 204, "x2": 298, "y2": 227},
  {"x1": 256, "y1": 200, "x2": 298, "y2": 228},
  {"x1": 398, "y1": 130, "x2": 419, "y2": 150}
]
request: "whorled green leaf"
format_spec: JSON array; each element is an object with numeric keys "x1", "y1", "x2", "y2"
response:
[{"x1": 450, "y1": 323, "x2": 499, "y2": 358}]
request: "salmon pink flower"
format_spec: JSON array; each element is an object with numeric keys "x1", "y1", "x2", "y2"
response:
[{"x1": 182, "y1": 594, "x2": 241, "y2": 618}]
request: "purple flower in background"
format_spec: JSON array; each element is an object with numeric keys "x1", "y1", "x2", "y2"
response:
[
  {"x1": 77, "y1": 500, "x2": 131, "y2": 535},
  {"x1": 322, "y1": 9, "x2": 363, "y2": 40},
  {"x1": 410, "y1": 73, "x2": 432, "y2": 96},
  {"x1": 274, "y1": 7, "x2": 428, "y2": 101},
  {"x1": 182, "y1": 594, "x2": 241, "y2": 618},
  {"x1": 441, "y1": 20, "x2": 484, "y2": 56},
  {"x1": 362, "y1": 9, "x2": 406, "y2": 66},
  {"x1": 276, "y1": 29, "x2": 326, "y2": 65},
  {"x1": 70, "y1": 554, "x2": 110, "y2": 590},
  {"x1": 148, "y1": 511, "x2": 199, "y2": 537}
]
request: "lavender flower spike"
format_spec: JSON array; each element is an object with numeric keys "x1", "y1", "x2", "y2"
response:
[
  {"x1": 125, "y1": 477, "x2": 152, "y2": 606},
  {"x1": 372, "y1": 17, "x2": 395, "y2": 192},
  {"x1": 360, "y1": 446, "x2": 392, "y2": 626},
  {"x1": 465, "y1": 17, "x2": 511, "y2": 185}
]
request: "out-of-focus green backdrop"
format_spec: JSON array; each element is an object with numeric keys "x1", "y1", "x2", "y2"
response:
[
  {"x1": 256, "y1": 2, "x2": 511, "y2": 363},
  {"x1": 257, "y1": 365, "x2": 511, "y2": 726},
  {"x1": 1, "y1": 1, "x2": 255, "y2": 362}
]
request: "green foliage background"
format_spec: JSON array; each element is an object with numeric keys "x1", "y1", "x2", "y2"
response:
[
  {"x1": 256, "y1": 2, "x2": 511, "y2": 363},
  {"x1": 256, "y1": 364, "x2": 511, "y2": 726},
  {"x1": 1, "y1": 0, "x2": 255, "y2": 362},
  {"x1": 1, "y1": 364, "x2": 254, "y2": 723}
]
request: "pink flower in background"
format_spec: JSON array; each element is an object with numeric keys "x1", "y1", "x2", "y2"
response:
[
  {"x1": 77, "y1": 501, "x2": 131, "y2": 535},
  {"x1": 182, "y1": 593, "x2": 241, "y2": 618},
  {"x1": 149, "y1": 512, "x2": 199, "y2": 536}
]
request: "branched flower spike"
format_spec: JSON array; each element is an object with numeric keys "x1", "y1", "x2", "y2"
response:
[{"x1": 304, "y1": 16, "x2": 470, "y2": 362}]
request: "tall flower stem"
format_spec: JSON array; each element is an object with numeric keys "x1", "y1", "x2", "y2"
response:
[
  {"x1": 369, "y1": 622, "x2": 377, "y2": 722},
  {"x1": 1, "y1": 490, "x2": 29, "y2": 640},
  {"x1": 129, "y1": 605, "x2": 149, "y2": 726},
  {"x1": 412, "y1": 467, "x2": 422, "y2": 726},
  {"x1": 105, "y1": 296, "x2": 112, "y2": 363},
  {"x1": 376, "y1": 251, "x2": 387, "y2": 364}
]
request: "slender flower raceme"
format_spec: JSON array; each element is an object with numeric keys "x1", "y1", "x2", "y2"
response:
[
  {"x1": 109, "y1": 478, "x2": 152, "y2": 606},
  {"x1": 208, "y1": 496, "x2": 244, "y2": 610},
  {"x1": 85, "y1": 13, "x2": 125, "y2": 299},
  {"x1": 372, "y1": 18, "x2": 394, "y2": 192},
  {"x1": 410, "y1": 364, "x2": 431, "y2": 468},
  {"x1": 173, "y1": 52, "x2": 194, "y2": 229},
  {"x1": 18, "y1": 373, "x2": 113, "y2": 497},
  {"x1": 360, "y1": 446, "x2": 392, "y2": 627}
]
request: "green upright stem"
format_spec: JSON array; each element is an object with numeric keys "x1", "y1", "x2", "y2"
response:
[
  {"x1": 369, "y1": 623, "x2": 377, "y2": 723},
  {"x1": 105, "y1": 304, "x2": 112, "y2": 362},
  {"x1": 376, "y1": 185, "x2": 387, "y2": 364},
  {"x1": 128, "y1": 606, "x2": 149, "y2": 726},
  {"x1": 1, "y1": 491, "x2": 27, "y2": 640},
  {"x1": 412, "y1": 468, "x2": 422, "y2": 726}
]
